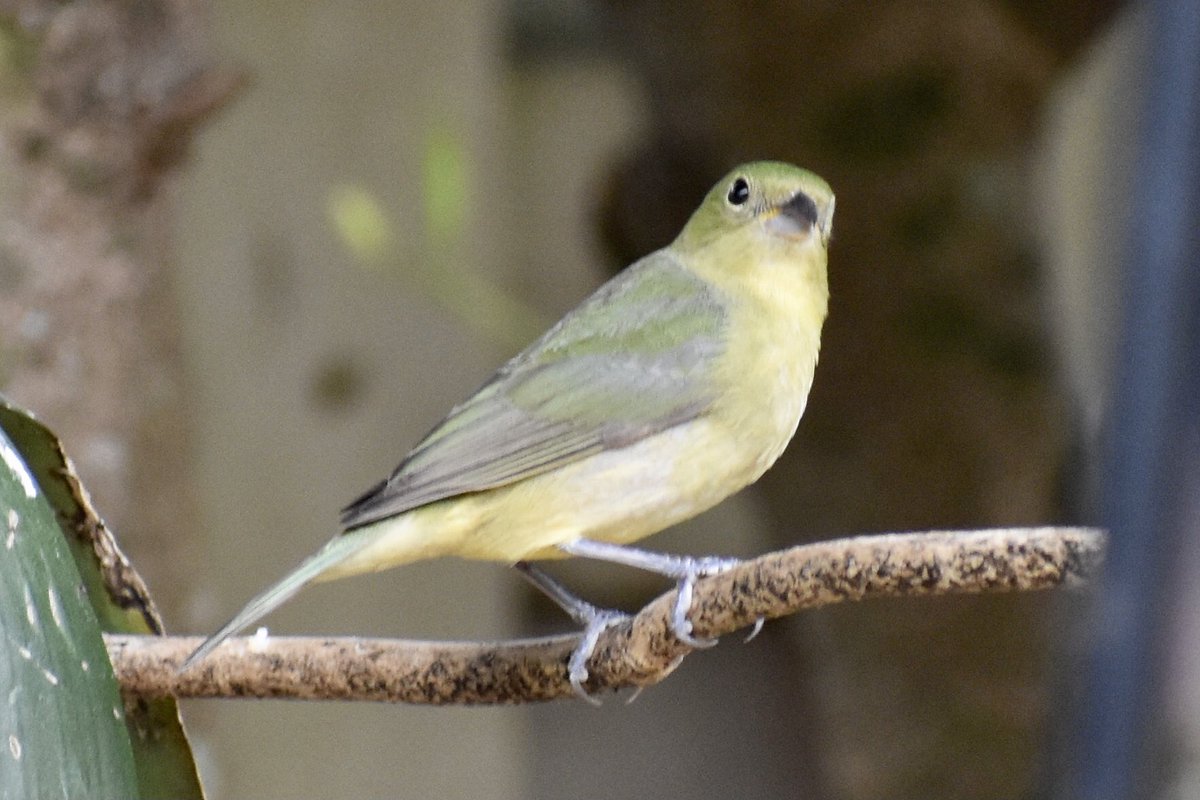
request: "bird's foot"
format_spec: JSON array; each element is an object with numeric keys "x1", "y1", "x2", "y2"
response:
[
  {"x1": 567, "y1": 608, "x2": 629, "y2": 705},
  {"x1": 668, "y1": 555, "x2": 740, "y2": 647},
  {"x1": 558, "y1": 540, "x2": 752, "y2": 649},
  {"x1": 514, "y1": 560, "x2": 628, "y2": 704}
]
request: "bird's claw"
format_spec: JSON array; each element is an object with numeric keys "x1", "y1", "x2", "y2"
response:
[
  {"x1": 669, "y1": 556, "x2": 742, "y2": 648},
  {"x1": 743, "y1": 616, "x2": 765, "y2": 643},
  {"x1": 568, "y1": 609, "x2": 629, "y2": 705},
  {"x1": 671, "y1": 571, "x2": 718, "y2": 648}
]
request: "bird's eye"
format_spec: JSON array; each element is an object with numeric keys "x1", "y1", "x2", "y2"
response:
[{"x1": 727, "y1": 177, "x2": 750, "y2": 206}]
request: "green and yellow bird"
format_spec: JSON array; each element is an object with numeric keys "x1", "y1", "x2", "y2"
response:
[{"x1": 185, "y1": 161, "x2": 834, "y2": 696}]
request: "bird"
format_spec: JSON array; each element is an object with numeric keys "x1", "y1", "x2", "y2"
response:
[{"x1": 183, "y1": 161, "x2": 834, "y2": 700}]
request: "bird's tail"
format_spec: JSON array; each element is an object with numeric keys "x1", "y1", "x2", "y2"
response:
[{"x1": 180, "y1": 534, "x2": 366, "y2": 671}]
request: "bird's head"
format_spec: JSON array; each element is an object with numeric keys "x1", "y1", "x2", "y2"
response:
[{"x1": 674, "y1": 161, "x2": 835, "y2": 256}]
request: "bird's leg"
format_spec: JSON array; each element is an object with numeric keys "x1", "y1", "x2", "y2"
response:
[
  {"x1": 514, "y1": 561, "x2": 628, "y2": 705},
  {"x1": 557, "y1": 539, "x2": 746, "y2": 649}
]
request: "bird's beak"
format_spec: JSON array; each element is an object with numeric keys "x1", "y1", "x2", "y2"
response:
[
  {"x1": 764, "y1": 190, "x2": 826, "y2": 244},
  {"x1": 817, "y1": 195, "x2": 834, "y2": 246}
]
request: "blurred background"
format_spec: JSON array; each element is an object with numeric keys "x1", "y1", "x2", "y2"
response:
[{"x1": 1, "y1": 1, "x2": 1196, "y2": 798}]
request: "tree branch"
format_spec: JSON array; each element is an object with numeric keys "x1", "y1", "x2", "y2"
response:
[{"x1": 108, "y1": 527, "x2": 1104, "y2": 705}]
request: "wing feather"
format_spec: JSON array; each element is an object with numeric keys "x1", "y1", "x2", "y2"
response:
[{"x1": 340, "y1": 251, "x2": 728, "y2": 529}]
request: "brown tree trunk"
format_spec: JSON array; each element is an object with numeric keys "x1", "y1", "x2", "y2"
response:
[{"x1": 0, "y1": 0, "x2": 241, "y2": 618}]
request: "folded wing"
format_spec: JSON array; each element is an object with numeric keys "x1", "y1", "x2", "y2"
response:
[{"x1": 340, "y1": 251, "x2": 729, "y2": 529}]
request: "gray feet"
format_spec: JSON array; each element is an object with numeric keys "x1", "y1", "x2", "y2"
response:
[
  {"x1": 514, "y1": 561, "x2": 628, "y2": 704},
  {"x1": 517, "y1": 540, "x2": 764, "y2": 704},
  {"x1": 558, "y1": 540, "x2": 747, "y2": 649},
  {"x1": 668, "y1": 556, "x2": 739, "y2": 647},
  {"x1": 566, "y1": 608, "x2": 627, "y2": 705}
]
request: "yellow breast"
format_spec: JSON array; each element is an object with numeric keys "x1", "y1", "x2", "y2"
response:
[{"x1": 705, "y1": 237, "x2": 828, "y2": 482}]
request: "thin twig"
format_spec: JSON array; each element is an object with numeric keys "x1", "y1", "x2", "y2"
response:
[{"x1": 108, "y1": 526, "x2": 1104, "y2": 705}]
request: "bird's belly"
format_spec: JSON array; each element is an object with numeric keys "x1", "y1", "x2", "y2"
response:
[
  {"x1": 449, "y1": 417, "x2": 767, "y2": 562},
  {"x1": 348, "y1": 330, "x2": 818, "y2": 569},
  {"x1": 329, "y1": 402, "x2": 804, "y2": 575},
  {"x1": 456, "y1": 335, "x2": 816, "y2": 562}
]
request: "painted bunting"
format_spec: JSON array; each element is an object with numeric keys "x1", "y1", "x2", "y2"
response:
[{"x1": 185, "y1": 161, "x2": 834, "y2": 697}]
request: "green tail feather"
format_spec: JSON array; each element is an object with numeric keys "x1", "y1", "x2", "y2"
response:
[{"x1": 181, "y1": 535, "x2": 365, "y2": 670}]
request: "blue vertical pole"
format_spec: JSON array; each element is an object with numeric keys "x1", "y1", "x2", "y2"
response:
[{"x1": 1073, "y1": 0, "x2": 1200, "y2": 797}]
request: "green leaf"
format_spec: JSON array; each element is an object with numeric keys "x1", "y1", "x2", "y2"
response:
[
  {"x1": 0, "y1": 398, "x2": 203, "y2": 800},
  {"x1": 0, "y1": 416, "x2": 138, "y2": 798}
]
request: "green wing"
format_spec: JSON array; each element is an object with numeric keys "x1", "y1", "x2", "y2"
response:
[{"x1": 339, "y1": 250, "x2": 728, "y2": 530}]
